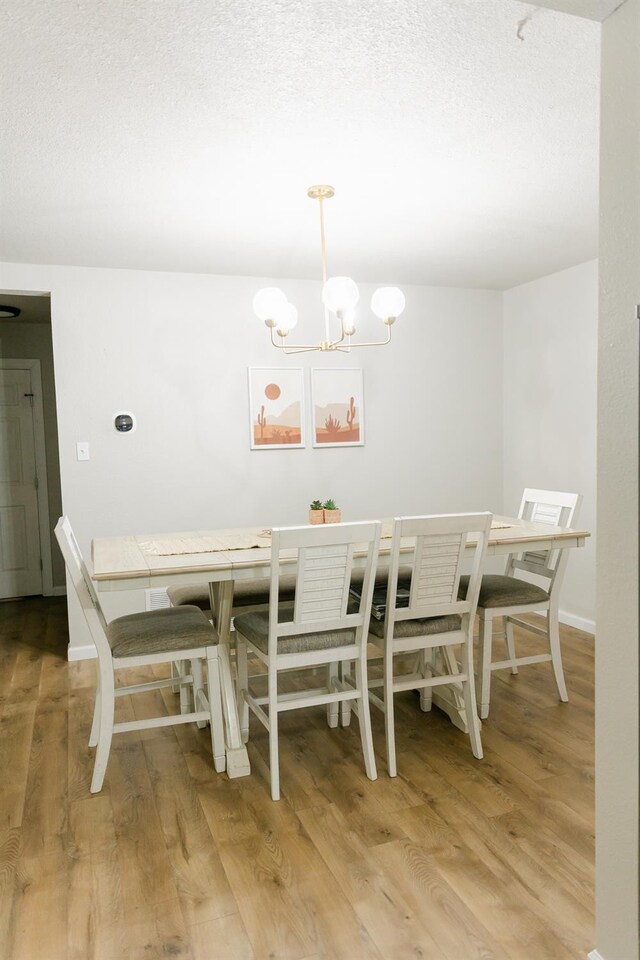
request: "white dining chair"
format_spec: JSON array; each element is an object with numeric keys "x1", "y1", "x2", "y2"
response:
[
  {"x1": 233, "y1": 520, "x2": 381, "y2": 801},
  {"x1": 464, "y1": 489, "x2": 582, "y2": 719},
  {"x1": 55, "y1": 517, "x2": 226, "y2": 793},
  {"x1": 357, "y1": 513, "x2": 491, "y2": 777}
]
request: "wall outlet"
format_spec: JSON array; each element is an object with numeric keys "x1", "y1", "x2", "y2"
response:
[{"x1": 76, "y1": 442, "x2": 90, "y2": 461}]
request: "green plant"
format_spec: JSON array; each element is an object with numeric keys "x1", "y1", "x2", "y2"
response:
[
  {"x1": 323, "y1": 499, "x2": 338, "y2": 510},
  {"x1": 310, "y1": 499, "x2": 323, "y2": 511}
]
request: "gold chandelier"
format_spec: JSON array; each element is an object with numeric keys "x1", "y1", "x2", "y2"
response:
[{"x1": 253, "y1": 185, "x2": 406, "y2": 354}]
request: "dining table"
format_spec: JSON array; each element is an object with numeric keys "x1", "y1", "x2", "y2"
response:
[{"x1": 91, "y1": 515, "x2": 590, "y2": 778}]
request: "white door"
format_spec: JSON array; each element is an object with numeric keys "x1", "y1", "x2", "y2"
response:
[{"x1": 0, "y1": 367, "x2": 42, "y2": 597}]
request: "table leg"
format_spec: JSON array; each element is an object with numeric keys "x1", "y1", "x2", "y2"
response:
[
  {"x1": 431, "y1": 648, "x2": 473, "y2": 734},
  {"x1": 209, "y1": 581, "x2": 251, "y2": 778}
]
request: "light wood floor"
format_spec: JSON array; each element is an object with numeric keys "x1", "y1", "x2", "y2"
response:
[{"x1": 0, "y1": 597, "x2": 594, "y2": 960}]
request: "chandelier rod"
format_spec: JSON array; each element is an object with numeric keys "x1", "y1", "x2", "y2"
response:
[{"x1": 317, "y1": 194, "x2": 331, "y2": 343}]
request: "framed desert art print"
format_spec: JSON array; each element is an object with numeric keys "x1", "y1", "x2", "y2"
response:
[
  {"x1": 311, "y1": 368, "x2": 364, "y2": 447},
  {"x1": 248, "y1": 367, "x2": 305, "y2": 449}
]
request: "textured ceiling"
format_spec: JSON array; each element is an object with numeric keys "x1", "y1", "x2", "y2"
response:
[{"x1": 0, "y1": 0, "x2": 600, "y2": 290}]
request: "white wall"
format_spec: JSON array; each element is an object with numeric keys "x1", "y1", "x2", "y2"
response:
[
  {"x1": 503, "y1": 260, "x2": 597, "y2": 630},
  {"x1": 594, "y1": 0, "x2": 640, "y2": 957},
  {"x1": 0, "y1": 261, "x2": 504, "y2": 650}
]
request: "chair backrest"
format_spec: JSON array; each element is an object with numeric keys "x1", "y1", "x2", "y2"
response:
[
  {"x1": 508, "y1": 488, "x2": 582, "y2": 593},
  {"x1": 54, "y1": 516, "x2": 112, "y2": 660},
  {"x1": 384, "y1": 513, "x2": 492, "y2": 633},
  {"x1": 268, "y1": 520, "x2": 382, "y2": 653}
]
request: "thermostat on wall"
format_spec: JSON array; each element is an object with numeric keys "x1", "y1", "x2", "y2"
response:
[{"x1": 114, "y1": 411, "x2": 136, "y2": 433}]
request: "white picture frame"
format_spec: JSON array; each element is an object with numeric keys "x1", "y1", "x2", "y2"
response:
[
  {"x1": 311, "y1": 368, "x2": 364, "y2": 447},
  {"x1": 248, "y1": 367, "x2": 305, "y2": 449}
]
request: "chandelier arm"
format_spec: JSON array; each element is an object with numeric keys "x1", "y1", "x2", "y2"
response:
[
  {"x1": 336, "y1": 330, "x2": 393, "y2": 348},
  {"x1": 269, "y1": 329, "x2": 325, "y2": 352}
]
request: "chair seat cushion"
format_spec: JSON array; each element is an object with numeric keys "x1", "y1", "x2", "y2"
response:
[
  {"x1": 166, "y1": 584, "x2": 212, "y2": 611},
  {"x1": 107, "y1": 605, "x2": 216, "y2": 658},
  {"x1": 167, "y1": 575, "x2": 299, "y2": 612},
  {"x1": 234, "y1": 607, "x2": 356, "y2": 655},
  {"x1": 368, "y1": 612, "x2": 461, "y2": 640},
  {"x1": 167, "y1": 567, "x2": 405, "y2": 613},
  {"x1": 459, "y1": 574, "x2": 550, "y2": 609}
]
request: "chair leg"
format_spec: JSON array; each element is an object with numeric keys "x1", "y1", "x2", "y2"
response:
[
  {"x1": 178, "y1": 660, "x2": 191, "y2": 714},
  {"x1": 327, "y1": 663, "x2": 339, "y2": 728},
  {"x1": 206, "y1": 649, "x2": 226, "y2": 773},
  {"x1": 505, "y1": 618, "x2": 518, "y2": 674},
  {"x1": 191, "y1": 659, "x2": 208, "y2": 728},
  {"x1": 268, "y1": 669, "x2": 280, "y2": 801},
  {"x1": 90, "y1": 666, "x2": 115, "y2": 794},
  {"x1": 355, "y1": 654, "x2": 377, "y2": 782},
  {"x1": 460, "y1": 639, "x2": 483, "y2": 760},
  {"x1": 420, "y1": 650, "x2": 434, "y2": 712},
  {"x1": 339, "y1": 661, "x2": 352, "y2": 727},
  {"x1": 478, "y1": 614, "x2": 493, "y2": 720},
  {"x1": 89, "y1": 663, "x2": 101, "y2": 748},
  {"x1": 235, "y1": 635, "x2": 250, "y2": 744},
  {"x1": 548, "y1": 609, "x2": 568, "y2": 702},
  {"x1": 171, "y1": 659, "x2": 180, "y2": 694},
  {"x1": 383, "y1": 644, "x2": 397, "y2": 777}
]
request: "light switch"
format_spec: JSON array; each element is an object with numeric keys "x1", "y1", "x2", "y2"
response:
[{"x1": 76, "y1": 442, "x2": 90, "y2": 461}]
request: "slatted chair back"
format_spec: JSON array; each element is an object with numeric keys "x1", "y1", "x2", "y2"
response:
[
  {"x1": 268, "y1": 520, "x2": 382, "y2": 653},
  {"x1": 507, "y1": 489, "x2": 582, "y2": 591},
  {"x1": 384, "y1": 513, "x2": 492, "y2": 633},
  {"x1": 55, "y1": 516, "x2": 111, "y2": 659}
]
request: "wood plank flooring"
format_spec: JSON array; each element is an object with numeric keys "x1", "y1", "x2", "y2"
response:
[{"x1": 0, "y1": 597, "x2": 594, "y2": 959}]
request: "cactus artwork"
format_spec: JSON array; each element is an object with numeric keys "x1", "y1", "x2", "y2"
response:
[
  {"x1": 249, "y1": 368, "x2": 304, "y2": 448},
  {"x1": 312, "y1": 369, "x2": 364, "y2": 446},
  {"x1": 346, "y1": 396, "x2": 356, "y2": 436},
  {"x1": 257, "y1": 404, "x2": 266, "y2": 440},
  {"x1": 324, "y1": 414, "x2": 342, "y2": 439}
]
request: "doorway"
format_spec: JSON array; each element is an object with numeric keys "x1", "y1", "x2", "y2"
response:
[{"x1": 0, "y1": 293, "x2": 63, "y2": 599}]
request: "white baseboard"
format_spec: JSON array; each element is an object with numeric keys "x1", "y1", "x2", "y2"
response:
[
  {"x1": 67, "y1": 643, "x2": 97, "y2": 662},
  {"x1": 587, "y1": 950, "x2": 605, "y2": 960},
  {"x1": 559, "y1": 609, "x2": 595, "y2": 635},
  {"x1": 531, "y1": 609, "x2": 595, "y2": 636}
]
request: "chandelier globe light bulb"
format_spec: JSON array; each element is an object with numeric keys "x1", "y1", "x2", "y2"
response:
[
  {"x1": 371, "y1": 286, "x2": 406, "y2": 322},
  {"x1": 276, "y1": 302, "x2": 298, "y2": 336},
  {"x1": 322, "y1": 276, "x2": 360, "y2": 316},
  {"x1": 253, "y1": 287, "x2": 288, "y2": 326},
  {"x1": 342, "y1": 309, "x2": 356, "y2": 336}
]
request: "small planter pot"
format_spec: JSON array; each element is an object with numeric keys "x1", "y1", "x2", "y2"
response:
[
  {"x1": 309, "y1": 510, "x2": 324, "y2": 525},
  {"x1": 323, "y1": 509, "x2": 342, "y2": 524}
]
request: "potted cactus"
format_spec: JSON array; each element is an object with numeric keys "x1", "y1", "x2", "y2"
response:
[
  {"x1": 309, "y1": 499, "x2": 324, "y2": 525},
  {"x1": 323, "y1": 499, "x2": 342, "y2": 523}
]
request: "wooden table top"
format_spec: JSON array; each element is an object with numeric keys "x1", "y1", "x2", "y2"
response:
[{"x1": 91, "y1": 516, "x2": 590, "y2": 589}]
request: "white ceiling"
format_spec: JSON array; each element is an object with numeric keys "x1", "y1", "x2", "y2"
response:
[{"x1": 1, "y1": 0, "x2": 600, "y2": 290}]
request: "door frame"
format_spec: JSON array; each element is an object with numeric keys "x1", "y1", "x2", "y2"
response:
[{"x1": 0, "y1": 358, "x2": 54, "y2": 596}]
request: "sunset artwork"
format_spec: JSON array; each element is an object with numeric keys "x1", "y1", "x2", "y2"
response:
[
  {"x1": 311, "y1": 368, "x2": 364, "y2": 447},
  {"x1": 248, "y1": 367, "x2": 305, "y2": 449}
]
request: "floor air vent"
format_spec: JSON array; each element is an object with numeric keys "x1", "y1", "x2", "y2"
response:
[{"x1": 145, "y1": 587, "x2": 171, "y2": 611}]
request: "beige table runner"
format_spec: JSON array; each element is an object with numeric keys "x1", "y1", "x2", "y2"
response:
[
  {"x1": 140, "y1": 532, "x2": 272, "y2": 556},
  {"x1": 139, "y1": 519, "x2": 511, "y2": 557}
]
